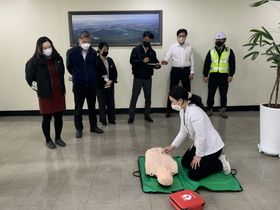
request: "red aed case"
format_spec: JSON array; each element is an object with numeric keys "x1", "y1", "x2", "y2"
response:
[{"x1": 169, "y1": 190, "x2": 205, "y2": 210}]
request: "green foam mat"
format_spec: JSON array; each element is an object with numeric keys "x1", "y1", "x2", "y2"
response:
[{"x1": 136, "y1": 156, "x2": 243, "y2": 193}]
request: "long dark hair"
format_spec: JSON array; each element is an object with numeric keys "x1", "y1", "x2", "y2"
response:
[
  {"x1": 30, "y1": 36, "x2": 60, "y2": 65},
  {"x1": 169, "y1": 86, "x2": 205, "y2": 111}
]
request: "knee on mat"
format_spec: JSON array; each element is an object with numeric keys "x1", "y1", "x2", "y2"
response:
[{"x1": 188, "y1": 171, "x2": 203, "y2": 181}]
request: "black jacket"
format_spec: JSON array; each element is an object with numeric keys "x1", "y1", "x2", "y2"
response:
[
  {"x1": 130, "y1": 44, "x2": 161, "y2": 79},
  {"x1": 25, "y1": 57, "x2": 66, "y2": 99},
  {"x1": 66, "y1": 45, "x2": 98, "y2": 85},
  {"x1": 96, "y1": 56, "x2": 118, "y2": 90}
]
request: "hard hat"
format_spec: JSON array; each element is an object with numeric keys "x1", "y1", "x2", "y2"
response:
[{"x1": 215, "y1": 31, "x2": 226, "y2": 39}]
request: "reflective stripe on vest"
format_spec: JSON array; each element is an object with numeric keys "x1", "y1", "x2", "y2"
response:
[{"x1": 210, "y1": 47, "x2": 230, "y2": 73}]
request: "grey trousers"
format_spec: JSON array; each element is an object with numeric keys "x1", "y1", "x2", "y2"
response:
[{"x1": 128, "y1": 77, "x2": 152, "y2": 118}]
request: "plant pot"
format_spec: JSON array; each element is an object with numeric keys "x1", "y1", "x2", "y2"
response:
[{"x1": 259, "y1": 103, "x2": 280, "y2": 157}]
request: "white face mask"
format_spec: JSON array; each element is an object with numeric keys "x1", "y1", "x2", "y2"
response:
[
  {"x1": 43, "y1": 48, "x2": 52, "y2": 56},
  {"x1": 81, "y1": 43, "x2": 90, "y2": 50},
  {"x1": 171, "y1": 104, "x2": 182, "y2": 112},
  {"x1": 178, "y1": 37, "x2": 186, "y2": 44}
]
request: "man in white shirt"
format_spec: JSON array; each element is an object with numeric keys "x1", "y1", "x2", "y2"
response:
[{"x1": 161, "y1": 29, "x2": 195, "y2": 118}]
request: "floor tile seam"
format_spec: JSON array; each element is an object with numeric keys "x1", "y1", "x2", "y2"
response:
[
  {"x1": 14, "y1": 171, "x2": 48, "y2": 206},
  {"x1": 10, "y1": 187, "x2": 34, "y2": 207},
  {"x1": 214, "y1": 198, "x2": 254, "y2": 210},
  {"x1": 0, "y1": 140, "x2": 34, "y2": 166},
  {"x1": 90, "y1": 137, "x2": 106, "y2": 174},
  {"x1": 1, "y1": 161, "x2": 35, "y2": 190}
]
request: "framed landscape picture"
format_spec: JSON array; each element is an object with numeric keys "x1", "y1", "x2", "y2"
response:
[{"x1": 68, "y1": 10, "x2": 162, "y2": 47}]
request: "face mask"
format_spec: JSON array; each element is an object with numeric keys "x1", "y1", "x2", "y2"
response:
[
  {"x1": 178, "y1": 37, "x2": 186, "y2": 44},
  {"x1": 102, "y1": 51, "x2": 108, "y2": 57},
  {"x1": 143, "y1": 41, "x2": 150, "y2": 47},
  {"x1": 81, "y1": 43, "x2": 90, "y2": 50},
  {"x1": 215, "y1": 41, "x2": 224, "y2": 47},
  {"x1": 43, "y1": 48, "x2": 52, "y2": 56},
  {"x1": 171, "y1": 104, "x2": 182, "y2": 112}
]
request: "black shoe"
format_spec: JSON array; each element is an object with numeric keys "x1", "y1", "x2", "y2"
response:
[
  {"x1": 76, "y1": 130, "x2": 82, "y2": 138},
  {"x1": 46, "y1": 141, "x2": 56, "y2": 149},
  {"x1": 90, "y1": 127, "x2": 104, "y2": 134},
  {"x1": 145, "y1": 116, "x2": 153, "y2": 122},
  {"x1": 127, "y1": 117, "x2": 134, "y2": 124},
  {"x1": 55, "y1": 139, "x2": 66, "y2": 147},
  {"x1": 109, "y1": 121, "x2": 116, "y2": 124},
  {"x1": 102, "y1": 122, "x2": 107, "y2": 126},
  {"x1": 165, "y1": 111, "x2": 171, "y2": 118}
]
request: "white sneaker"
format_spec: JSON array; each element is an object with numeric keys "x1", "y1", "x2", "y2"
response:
[{"x1": 218, "y1": 154, "x2": 231, "y2": 175}]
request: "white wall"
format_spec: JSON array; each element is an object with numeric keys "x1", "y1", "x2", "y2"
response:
[{"x1": 1, "y1": 0, "x2": 279, "y2": 111}]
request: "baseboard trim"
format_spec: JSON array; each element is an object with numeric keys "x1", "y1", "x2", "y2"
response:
[{"x1": 0, "y1": 106, "x2": 259, "y2": 116}]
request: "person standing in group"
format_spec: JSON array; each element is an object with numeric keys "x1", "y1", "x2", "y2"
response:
[
  {"x1": 203, "y1": 31, "x2": 236, "y2": 118},
  {"x1": 25, "y1": 37, "x2": 66, "y2": 149},
  {"x1": 96, "y1": 42, "x2": 118, "y2": 126},
  {"x1": 127, "y1": 31, "x2": 161, "y2": 124},
  {"x1": 162, "y1": 86, "x2": 231, "y2": 181},
  {"x1": 161, "y1": 29, "x2": 195, "y2": 118},
  {"x1": 66, "y1": 30, "x2": 103, "y2": 138}
]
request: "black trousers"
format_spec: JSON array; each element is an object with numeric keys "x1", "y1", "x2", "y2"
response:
[
  {"x1": 73, "y1": 83, "x2": 97, "y2": 131},
  {"x1": 129, "y1": 77, "x2": 152, "y2": 118},
  {"x1": 42, "y1": 111, "x2": 63, "y2": 142},
  {"x1": 167, "y1": 67, "x2": 191, "y2": 111},
  {"x1": 207, "y1": 77, "x2": 229, "y2": 109},
  {"x1": 182, "y1": 146, "x2": 223, "y2": 181},
  {"x1": 97, "y1": 88, "x2": 116, "y2": 123}
]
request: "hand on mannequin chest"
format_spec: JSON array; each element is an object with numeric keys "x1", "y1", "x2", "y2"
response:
[{"x1": 145, "y1": 147, "x2": 178, "y2": 186}]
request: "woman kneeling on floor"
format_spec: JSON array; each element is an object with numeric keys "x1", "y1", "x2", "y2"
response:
[{"x1": 162, "y1": 86, "x2": 230, "y2": 180}]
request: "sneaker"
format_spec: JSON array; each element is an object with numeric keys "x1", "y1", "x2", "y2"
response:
[
  {"x1": 55, "y1": 139, "x2": 66, "y2": 147},
  {"x1": 46, "y1": 141, "x2": 56, "y2": 149},
  {"x1": 206, "y1": 109, "x2": 213, "y2": 116},
  {"x1": 218, "y1": 153, "x2": 231, "y2": 175},
  {"x1": 219, "y1": 108, "x2": 228, "y2": 118}
]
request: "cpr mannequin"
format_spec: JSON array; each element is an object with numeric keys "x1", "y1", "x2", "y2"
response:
[{"x1": 145, "y1": 147, "x2": 178, "y2": 186}]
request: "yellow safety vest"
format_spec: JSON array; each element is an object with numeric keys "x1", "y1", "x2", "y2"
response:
[{"x1": 210, "y1": 47, "x2": 230, "y2": 73}]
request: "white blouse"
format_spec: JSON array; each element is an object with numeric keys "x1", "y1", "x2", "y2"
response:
[{"x1": 171, "y1": 104, "x2": 224, "y2": 157}]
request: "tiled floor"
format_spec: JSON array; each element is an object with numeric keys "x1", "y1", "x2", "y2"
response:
[{"x1": 0, "y1": 111, "x2": 280, "y2": 210}]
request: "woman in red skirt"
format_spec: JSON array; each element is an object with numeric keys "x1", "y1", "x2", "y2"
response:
[{"x1": 25, "y1": 37, "x2": 66, "y2": 149}]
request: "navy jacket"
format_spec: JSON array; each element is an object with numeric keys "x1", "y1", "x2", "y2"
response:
[
  {"x1": 66, "y1": 45, "x2": 98, "y2": 85},
  {"x1": 130, "y1": 44, "x2": 161, "y2": 79}
]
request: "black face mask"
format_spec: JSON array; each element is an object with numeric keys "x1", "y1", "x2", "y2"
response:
[
  {"x1": 143, "y1": 41, "x2": 150, "y2": 47},
  {"x1": 102, "y1": 51, "x2": 108, "y2": 57},
  {"x1": 215, "y1": 41, "x2": 224, "y2": 47}
]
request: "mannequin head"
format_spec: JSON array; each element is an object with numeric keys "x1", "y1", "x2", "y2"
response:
[{"x1": 156, "y1": 165, "x2": 173, "y2": 186}]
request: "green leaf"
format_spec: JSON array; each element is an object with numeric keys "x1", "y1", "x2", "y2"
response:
[
  {"x1": 261, "y1": 27, "x2": 273, "y2": 40},
  {"x1": 267, "y1": 55, "x2": 280, "y2": 64},
  {"x1": 243, "y1": 43, "x2": 258, "y2": 51},
  {"x1": 261, "y1": 40, "x2": 272, "y2": 46},
  {"x1": 250, "y1": 0, "x2": 269, "y2": 7},
  {"x1": 243, "y1": 51, "x2": 260, "y2": 60},
  {"x1": 273, "y1": 42, "x2": 280, "y2": 54},
  {"x1": 266, "y1": 45, "x2": 277, "y2": 53}
]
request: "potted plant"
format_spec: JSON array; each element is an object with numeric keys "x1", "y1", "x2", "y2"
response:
[{"x1": 243, "y1": 0, "x2": 280, "y2": 157}]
